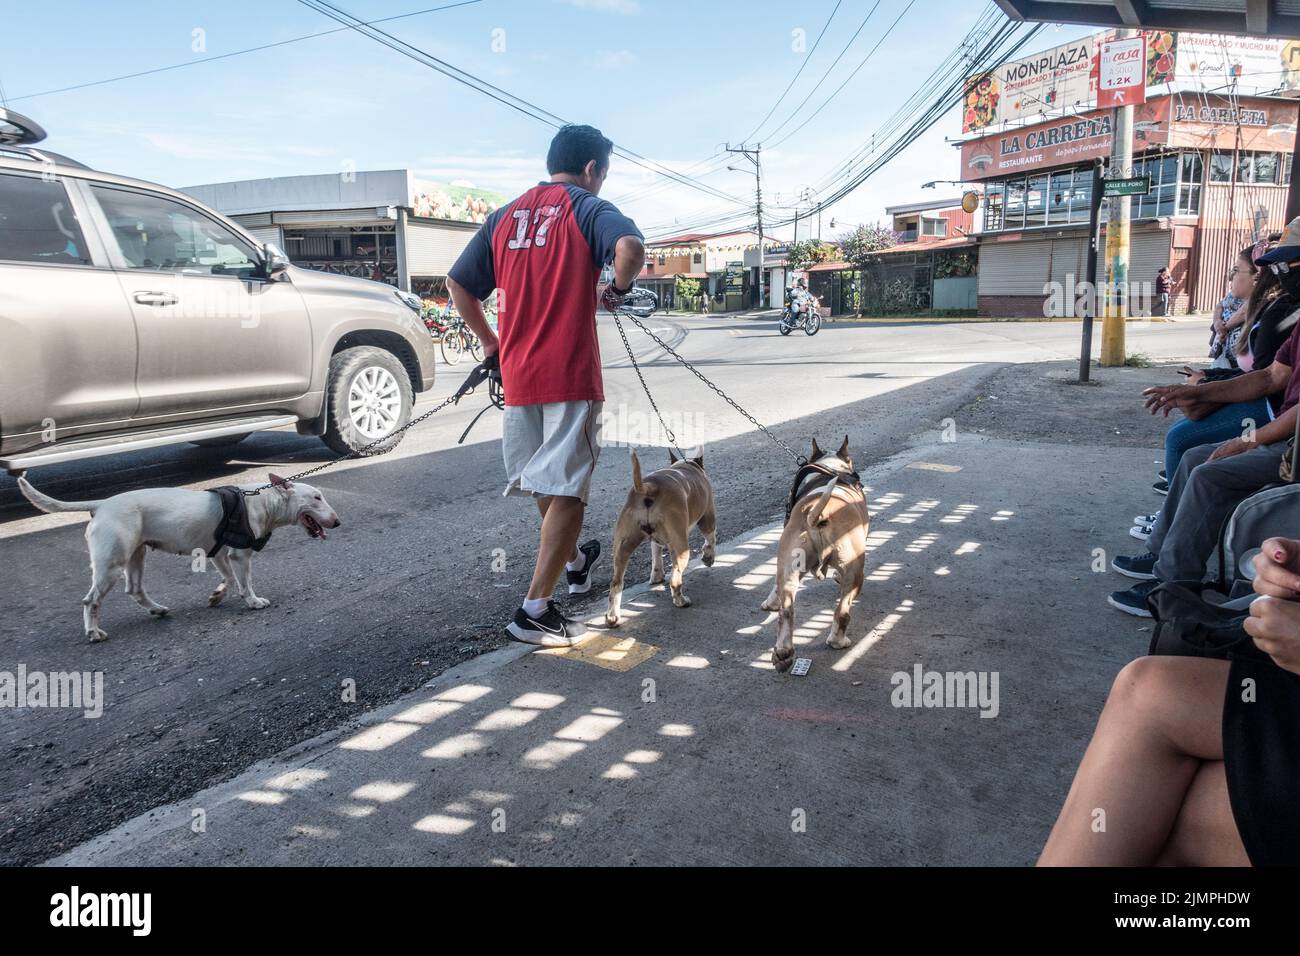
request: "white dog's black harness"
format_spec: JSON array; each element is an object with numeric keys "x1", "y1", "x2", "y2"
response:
[
  {"x1": 208, "y1": 486, "x2": 272, "y2": 557},
  {"x1": 786, "y1": 462, "x2": 862, "y2": 522}
]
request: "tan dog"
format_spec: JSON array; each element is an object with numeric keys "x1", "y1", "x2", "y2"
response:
[
  {"x1": 761, "y1": 437, "x2": 870, "y2": 672},
  {"x1": 606, "y1": 448, "x2": 717, "y2": 627}
]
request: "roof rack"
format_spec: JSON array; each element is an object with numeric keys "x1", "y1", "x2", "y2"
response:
[
  {"x1": 0, "y1": 144, "x2": 92, "y2": 170},
  {"x1": 0, "y1": 108, "x2": 90, "y2": 170}
]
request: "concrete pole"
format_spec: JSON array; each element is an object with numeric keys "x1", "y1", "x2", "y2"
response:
[{"x1": 1101, "y1": 27, "x2": 1137, "y2": 366}]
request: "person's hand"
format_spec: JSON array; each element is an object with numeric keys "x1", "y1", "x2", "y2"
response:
[
  {"x1": 1143, "y1": 383, "x2": 1198, "y2": 416},
  {"x1": 1212, "y1": 317, "x2": 1225, "y2": 337},
  {"x1": 1181, "y1": 365, "x2": 1206, "y2": 386},
  {"x1": 1246, "y1": 595, "x2": 1300, "y2": 675},
  {"x1": 480, "y1": 332, "x2": 500, "y2": 359},
  {"x1": 1209, "y1": 436, "x2": 1254, "y2": 461},
  {"x1": 1251, "y1": 537, "x2": 1300, "y2": 598},
  {"x1": 599, "y1": 282, "x2": 629, "y2": 312}
]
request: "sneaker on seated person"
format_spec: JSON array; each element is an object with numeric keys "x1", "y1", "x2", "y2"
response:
[
  {"x1": 1112, "y1": 552, "x2": 1157, "y2": 580},
  {"x1": 1108, "y1": 580, "x2": 1158, "y2": 617}
]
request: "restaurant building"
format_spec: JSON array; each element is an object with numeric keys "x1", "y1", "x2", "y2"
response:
[{"x1": 959, "y1": 92, "x2": 1296, "y2": 316}]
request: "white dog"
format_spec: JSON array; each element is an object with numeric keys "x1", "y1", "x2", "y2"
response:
[{"x1": 17, "y1": 474, "x2": 340, "y2": 642}]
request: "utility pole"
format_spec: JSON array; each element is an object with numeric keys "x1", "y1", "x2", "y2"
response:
[
  {"x1": 1101, "y1": 27, "x2": 1137, "y2": 367},
  {"x1": 726, "y1": 143, "x2": 764, "y2": 308}
]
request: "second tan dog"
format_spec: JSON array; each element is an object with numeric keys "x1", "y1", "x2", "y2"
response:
[
  {"x1": 761, "y1": 436, "x2": 870, "y2": 672},
  {"x1": 606, "y1": 448, "x2": 717, "y2": 627}
]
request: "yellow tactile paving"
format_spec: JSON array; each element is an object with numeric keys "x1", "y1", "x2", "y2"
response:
[{"x1": 538, "y1": 634, "x2": 659, "y2": 672}]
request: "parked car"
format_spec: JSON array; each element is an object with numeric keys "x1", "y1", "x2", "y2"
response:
[{"x1": 0, "y1": 110, "x2": 437, "y2": 473}]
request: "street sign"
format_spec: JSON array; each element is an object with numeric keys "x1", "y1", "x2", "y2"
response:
[{"x1": 1103, "y1": 176, "x2": 1150, "y2": 197}]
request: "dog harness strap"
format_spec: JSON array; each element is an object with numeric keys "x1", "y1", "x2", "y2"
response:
[
  {"x1": 208, "y1": 486, "x2": 273, "y2": 557},
  {"x1": 785, "y1": 463, "x2": 863, "y2": 522}
]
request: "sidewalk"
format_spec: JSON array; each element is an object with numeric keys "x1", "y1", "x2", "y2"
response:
[{"x1": 50, "y1": 398, "x2": 1164, "y2": 865}]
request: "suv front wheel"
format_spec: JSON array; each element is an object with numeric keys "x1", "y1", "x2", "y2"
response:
[{"x1": 322, "y1": 346, "x2": 413, "y2": 455}]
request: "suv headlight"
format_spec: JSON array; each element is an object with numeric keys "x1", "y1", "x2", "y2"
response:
[{"x1": 396, "y1": 290, "x2": 423, "y2": 313}]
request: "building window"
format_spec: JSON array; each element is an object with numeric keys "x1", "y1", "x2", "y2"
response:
[
  {"x1": 693, "y1": 251, "x2": 702, "y2": 264},
  {"x1": 921, "y1": 218, "x2": 947, "y2": 237},
  {"x1": 1048, "y1": 169, "x2": 1074, "y2": 225},
  {"x1": 1210, "y1": 151, "x2": 1234, "y2": 183},
  {"x1": 1025, "y1": 174, "x2": 1048, "y2": 227},
  {"x1": 1239, "y1": 151, "x2": 1280, "y2": 185},
  {"x1": 1177, "y1": 152, "x2": 1203, "y2": 216},
  {"x1": 1004, "y1": 178, "x2": 1026, "y2": 229},
  {"x1": 983, "y1": 182, "x2": 1004, "y2": 231},
  {"x1": 1131, "y1": 152, "x2": 1177, "y2": 219}
]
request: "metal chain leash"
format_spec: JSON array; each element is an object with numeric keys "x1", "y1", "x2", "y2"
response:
[
  {"x1": 612, "y1": 306, "x2": 807, "y2": 467},
  {"x1": 239, "y1": 359, "x2": 502, "y2": 496},
  {"x1": 611, "y1": 310, "x2": 686, "y2": 460}
]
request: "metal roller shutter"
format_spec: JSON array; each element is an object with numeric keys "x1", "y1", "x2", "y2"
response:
[
  {"x1": 404, "y1": 219, "x2": 478, "y2": 277},
  {"x1": 243, "y1": 224, "x2": 283, "y2": 248},
  {"x1": 978, "y1": 238, "x2": 1054, "y2": 295},
  {"x1": 1127, "y1": 230, "x2": 1171, "y2": 290}
]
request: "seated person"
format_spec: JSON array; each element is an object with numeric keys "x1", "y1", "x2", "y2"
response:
[
  {"x1": 1040, "y1": 536, "x2": 1300, "y2": 866},
  {"x1": 1110, "y1": 232, "x2": 1300, "y2": 617}
]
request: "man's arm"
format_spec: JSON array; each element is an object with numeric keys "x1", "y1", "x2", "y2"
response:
[
  {"x1": 609, "y1": 234, "x2": 644, "y2": 291},
  {"x1": 1144, "y1": 362, "x2": 1289, "y2": 415},
  {"x1": 447, "y1": 277, "x2": 499, "y2": 358}
]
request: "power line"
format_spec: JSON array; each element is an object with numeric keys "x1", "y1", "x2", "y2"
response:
[
  {"x1": 741, "y1": 0, "x2": 844, "y2": 146},
  {"x1": 758, "y1": 0, "x2": 885, "y2": 144},
  {"x1": 297, "y1": 0, "x2": 751, "y2": 208},
  {"x1": 7, "y1": 0, "x2": 486, "y2": 103},
  {"x1": 767, "y1": 0, "x2": 919, "y2": 149}
]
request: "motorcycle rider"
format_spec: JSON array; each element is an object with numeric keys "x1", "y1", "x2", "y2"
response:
[{"x1": 789, "y1": 278, "x2": 816, "y2": 320}]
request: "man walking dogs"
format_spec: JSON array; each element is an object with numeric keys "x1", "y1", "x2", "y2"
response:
[{"x1": 447, "y1": 125, "x2": 645, "y2": 646}]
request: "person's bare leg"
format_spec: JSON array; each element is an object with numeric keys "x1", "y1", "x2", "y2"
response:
[
  {"x1": 1038, "y1": 656, "x2": 1231, "y2": 866},
  {"x1": 527, "y1": 495, "x2": 585, "y2": 601},
  {"x1": 1155, "y1": 760, "x2": 1250, "y2": 866}
]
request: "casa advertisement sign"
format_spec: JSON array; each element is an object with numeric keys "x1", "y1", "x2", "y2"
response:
[{"x1": 1097, "y1": 35, "x2": 1147, "y2": 108}]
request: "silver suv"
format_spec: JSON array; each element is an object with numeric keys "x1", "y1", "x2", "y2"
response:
[{"x1": 0, "y1": 110, "x2": 437, "y2": 473}]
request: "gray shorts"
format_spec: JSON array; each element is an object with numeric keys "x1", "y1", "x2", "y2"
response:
[{"x1": 502, "y1": 400, "x2": 603, "y2": 503}]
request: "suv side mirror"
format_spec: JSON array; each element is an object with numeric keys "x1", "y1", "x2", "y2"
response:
[{"x1": 262, "y1": 242, "x2": 290, "y2": 280}]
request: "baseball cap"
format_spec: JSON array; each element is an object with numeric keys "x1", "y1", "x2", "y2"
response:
[{"x1": 1256, "y1": 216, "x2": 1300, "y2": 266}]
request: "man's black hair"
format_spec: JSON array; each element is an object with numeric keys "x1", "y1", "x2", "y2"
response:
[{"x1": 547, "y1": 124, "x2": 614, "y2": 177}]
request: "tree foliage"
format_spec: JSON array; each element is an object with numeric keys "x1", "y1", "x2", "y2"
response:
[
  {"x1": 836, "y1": 223, "x2": 901, "y2": 269},
  {"x1": 784, "y1": 239, "x2": 836, "y2": 273}
]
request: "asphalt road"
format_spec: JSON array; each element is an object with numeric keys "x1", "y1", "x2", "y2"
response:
[{"x1": 0, "y1": 313, "x2": 1208, "y2": 864}]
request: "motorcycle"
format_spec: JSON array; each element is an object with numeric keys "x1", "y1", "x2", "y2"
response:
[{"x1": 779, "y1": 297, "x2": 822, "y2": 336}]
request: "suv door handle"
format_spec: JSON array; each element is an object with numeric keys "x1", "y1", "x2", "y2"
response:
[{"x1": 133, "y1": 291, "x2": 179, "y2": 307}]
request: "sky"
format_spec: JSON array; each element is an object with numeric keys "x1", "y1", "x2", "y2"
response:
[{"x1": 0, "y1": 0, "x2": 1091, "y2": 243}]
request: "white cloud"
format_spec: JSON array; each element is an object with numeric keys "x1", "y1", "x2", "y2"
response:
[
  {"x1": 555, "y1": 0, "x2": 641, "y2": 13},
  {"x1": 593, "y1": 49, "x2": 637, "y2": 71}
]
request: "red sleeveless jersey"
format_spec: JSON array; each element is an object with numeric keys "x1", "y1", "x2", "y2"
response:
[{"x1": 448, "y1": 181, "x2": 641, "y2": 406}]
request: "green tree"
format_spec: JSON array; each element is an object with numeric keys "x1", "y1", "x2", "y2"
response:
[
  {"x1": 784, "y1": 239, "x2": 835, "y2": 273},
  {"x1": 836, "y1": 224, "x2": 901, "y2": 316}
]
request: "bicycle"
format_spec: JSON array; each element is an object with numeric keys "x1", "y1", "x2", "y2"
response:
[{"x1": 439, "y1": 312, "x2": 484, "y2": 366}]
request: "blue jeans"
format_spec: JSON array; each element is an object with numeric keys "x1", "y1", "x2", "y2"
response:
[{"x1": 1164, "y1": 399, "x2": 1272, "y2": 479}]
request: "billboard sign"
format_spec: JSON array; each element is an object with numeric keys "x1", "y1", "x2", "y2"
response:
[
  {"x1": 962, "y1": 36, "x2": 1097, "y2": 133},
  {"x1": 1174, "y1": 32, "x2": 1300, "y2": 96},
  {"x1": 1097, "y1": 35, "x2": 1147, "y2": 107},
  {"x1": 410, "y1": 179, "x2": 505, "y2": 224}
]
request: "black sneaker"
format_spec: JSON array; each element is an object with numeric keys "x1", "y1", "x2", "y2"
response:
[
  {"x1": 1108, "y1": 580, "x2": 1158, "y2": 617},
  {"x1": 566, "y1": 539, "x2": 602, "y2": 595},
  {"x1": 1153, "y1": 479, "x2": 1169, "y2": 495},
  {"x1": 1112, "y1": 551, "x2": 1157, "y2": 580},
  {"x1": 1157, "y1": 469, "x2": 1167, "y2": 481},
  {"x1": 505, "y1": 601, "x2": 588, "y2": 647}
]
